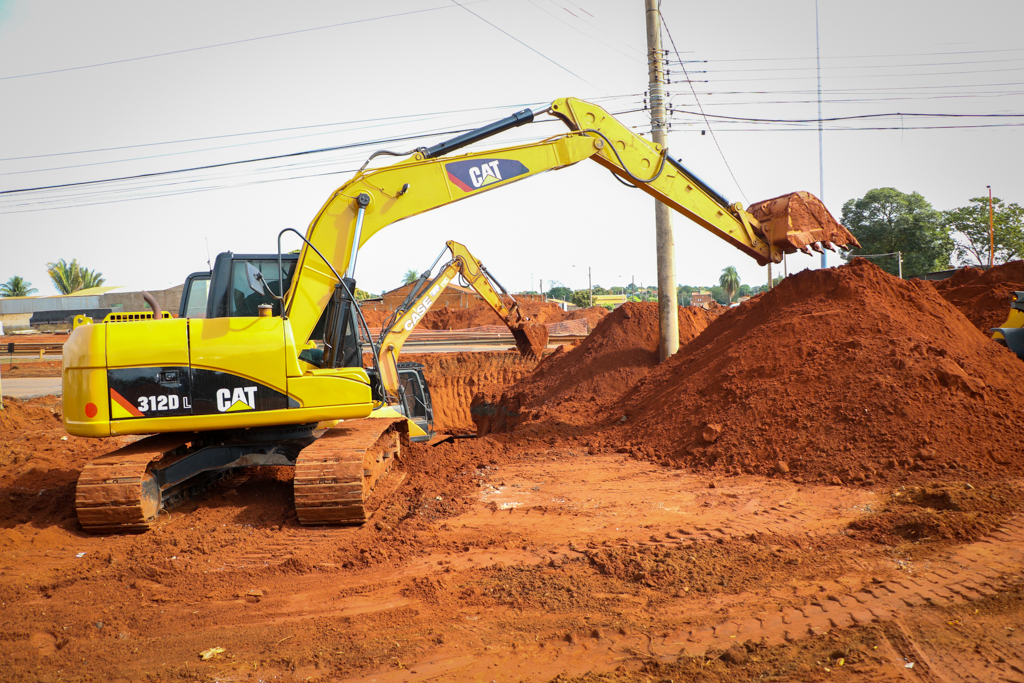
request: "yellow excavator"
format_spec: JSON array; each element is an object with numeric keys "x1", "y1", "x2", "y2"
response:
[
  {"x1": 992, "y1": 291, "x2": 1024, "y2": 358},
  {"x1": 63, "y1": 97, "x2": 859, "y2": 532}
]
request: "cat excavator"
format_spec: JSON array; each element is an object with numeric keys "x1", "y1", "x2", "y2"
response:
[{"x1": 63, "y1": 97, "x2": 859, "y2": 533}]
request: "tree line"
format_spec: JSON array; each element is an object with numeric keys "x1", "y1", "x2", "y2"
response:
[
  {"x1": 1, "y1": 259, "x2": 105, "y2": 298},
  {"x1": 840, "y1": 188, "x2": 1023, "y2": 278}
]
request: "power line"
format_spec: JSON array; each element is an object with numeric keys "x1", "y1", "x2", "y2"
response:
[
  {"x1": 0, "y1": 2, "x2": 494, "y2": 81},
  {"x1": 450, "y1": 0, "x2": 594, "y2": 87},
  {"x1": 0, "y1": 129, "x2": 470, "y2": 196},
  {"x1": 672, "y1": 46, "x2": 1024, "y2": 64},
  {"x1": 658, "y1": 10, "x2": 748, "y2": 204},
  {"x1": 699, "y1": 56, "x2": 1024, "y2": 74},
  {"x1": 670, "y1": 110, "x2": 1024, "y2": 124}
]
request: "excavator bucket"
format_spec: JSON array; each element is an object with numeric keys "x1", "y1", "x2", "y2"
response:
[
  {"x1": 747, "y1": 191, "x2": 860, "y2": 255},
  {"x1": 511, "y1": 322, "x2": 549, "y2": 358}
]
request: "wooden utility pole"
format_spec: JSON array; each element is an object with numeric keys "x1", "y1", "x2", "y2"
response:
[
  {"x1": 988, "y1": 185, "x2": 995, "y2": 268},
  {"x1": 645, "y1": 0, "x2": 679, "y2": 361}
]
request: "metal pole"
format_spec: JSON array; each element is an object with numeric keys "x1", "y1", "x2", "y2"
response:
[
  {"x1": 646, "y1": 0, "x2": 679, "y2": 361},
  {"x1": 898, "y1": 252, "x2": 903, "y2": 279},
  {"x1": 816, "y1": 0, "x2": 826, "y2": 269},
  {"x1": 988, "y1": 185, "x2": 995, "y2": 268}
]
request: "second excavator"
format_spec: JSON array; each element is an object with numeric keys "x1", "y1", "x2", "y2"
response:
[{"x1": 62, "y1": 97, "x2": 859, "y2": 532}]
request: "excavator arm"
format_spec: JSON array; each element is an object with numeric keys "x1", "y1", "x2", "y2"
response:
[
  {"x1": 375, "y1": 240, "x2": 547, "y2": 403},
  {"x1": 285, "y1": 98, "x2": 858, "y2": 347}
]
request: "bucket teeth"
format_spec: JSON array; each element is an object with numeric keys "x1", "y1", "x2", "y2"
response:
[{"x1": 746, "y1": 191, "x2": 860, "y2": 256}]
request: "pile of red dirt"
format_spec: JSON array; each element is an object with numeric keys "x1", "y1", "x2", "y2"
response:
[
  {"x1": 0, "y1": 396, "x2": 131, "y2": 527},
  {"x1": 610, "y1": 258, "x2": 1024, "y2": 485},
  {"x1": 472, "y1": 302, "x2": 722, "y2": 434},
  {"x1": 403, "y1": 352, "x2": 540, "y2": 433},
  {"x1": 931, "y1": 259, "x2": 1024, "y2": 333},
  {"x1": 418, "y1": 301, "x2": 607, "y2": 331}
]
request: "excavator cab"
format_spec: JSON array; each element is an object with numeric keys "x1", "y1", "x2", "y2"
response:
[
  {"x1": 178, "y1": 251, "x2": 432, "y2": 436},
  {"x1": 178, "y1": 252, "x2": 298, "y2": 320},
  {"x1": 395, "y1": 362, "x2": 435, "y2": 441}
]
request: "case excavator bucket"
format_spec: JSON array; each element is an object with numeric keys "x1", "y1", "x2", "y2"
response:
[
  {"x1": 747, "y1": 191, "x2": 860, "y2": 256},
  {"x1": 511, "y1": 322, "x2": 549, "y2": 358}
]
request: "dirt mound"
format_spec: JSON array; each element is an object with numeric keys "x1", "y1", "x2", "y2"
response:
[
  {"x1": 932, "y1": 259, "x2": 1024, "y2": 333},
  {"x1": 403, "y1": 352, "x2": 540, "y2": 433},
  {"x1": 472, "y1": 302, "x2": 722, "y2": 434},
  {"x1": 849, "y1": 481, "x2": 1022, "y2": 545},
  {"x1": 360, "y1": 300, "x2": 608, "y2": 333},
  {"x1": 615, "y1": 258, "x2": 1024, "y2": 485},
  {"x1": 417, "y1": 301, "x2": 601, "y2": 331},
  {"x1": 0, "y1": 396, "x2": 131, "y2": 528}
]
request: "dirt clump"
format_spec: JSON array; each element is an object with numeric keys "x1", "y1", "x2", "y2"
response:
[
  {"x1": 615, "y1": 258, "x2": 1024, "y2": 485},
  {"x1": 931, "y1": 259, "x2": 1024, "y2": 334},
  {"x1": 471, "y1": 302, "x2": 722, "y2": 435},
  {"x1": 849, "y1": 480, "x2": 1022, "y2": 545}
]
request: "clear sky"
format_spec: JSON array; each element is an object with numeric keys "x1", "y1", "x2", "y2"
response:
[{"x1": 1, "y1": 0, "x2": 1022, "y2": 298}]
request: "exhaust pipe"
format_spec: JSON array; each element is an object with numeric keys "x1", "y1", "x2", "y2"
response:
[{"x1": 142, "y1": 291, "x2": 163, "y2": 320}]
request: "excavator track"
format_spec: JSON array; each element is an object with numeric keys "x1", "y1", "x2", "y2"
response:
[
  {"x1": 76, "y1": 433, "x2": 193, "y2": 534},
  {"x1": 294, "y1": 418, "x2": 407, "y2": 525}
]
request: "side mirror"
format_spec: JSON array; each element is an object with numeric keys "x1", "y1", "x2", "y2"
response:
[{"x1": 244, "y1": 262, "x2": 265, "y2": 295}]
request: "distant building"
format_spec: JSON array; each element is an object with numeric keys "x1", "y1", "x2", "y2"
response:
[
  {"x1": 357, "y1": 281, "x2": 484, "y2": 315},
  {"x1": 0, "y1": 284, "x2": 183, "y2": 330},
  {"x1": 592, "y1": 294, "x2": 627, "y2": 308},
  {"x1": 690, "y1": 291, "x2": 714, "y2": 306}
]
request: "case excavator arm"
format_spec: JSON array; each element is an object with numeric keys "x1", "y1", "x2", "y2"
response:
[
  {"x1": 285, "y1": 97, "x2": 859, "y2": 346},
  {"x1": 376, "y1": 240, "x2": 548, "y2": 403}
]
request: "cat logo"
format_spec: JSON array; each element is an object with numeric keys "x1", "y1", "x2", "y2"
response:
[
  {"x1": 216, "y1": 386, "x2": 258, "y2": 412},
  {"x1": 446, "y1": 158, "x2": 529, "y2": 193}
]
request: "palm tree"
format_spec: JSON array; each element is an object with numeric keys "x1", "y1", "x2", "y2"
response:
[
  {"x1": 719, "y1": 266, "x2": 741, "y2": 303},
  {"x1": 46, "y1": 259, "x2": 105, "y2": 294},
  {"x1": 0, "y1": 276, "x2": 38, "y2": 297},
  {"x1": 79, "y1": 267, "x2": 106, "y2": 289},
  {"x1": 47, "y1": 259, "x2": 82, "y2": 294},
  {"x1": 402, "y1": 268, "x2": 420, "y2": 285}
]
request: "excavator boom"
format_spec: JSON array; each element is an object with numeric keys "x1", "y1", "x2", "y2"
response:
[{"x1": 287, "y1": 97, "x2": 858, "y2": 347}]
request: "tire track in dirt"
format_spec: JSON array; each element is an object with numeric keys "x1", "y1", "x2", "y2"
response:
[{"x1": 645, "y1": 515, "x2": 1024, "y2": 681}]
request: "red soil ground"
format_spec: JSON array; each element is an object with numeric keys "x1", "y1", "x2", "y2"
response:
[{"x1": 5, "y1": 259, "x2": 1024, "y2": 680}]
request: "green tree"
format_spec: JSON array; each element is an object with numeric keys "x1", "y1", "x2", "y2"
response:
[
  {"x1": 354, "y1": 288, "x2": 374, "y2": 300},
  {"x1": 402, "y1": 268, "x2": 420, "y2": 285},
  {"x1": 46, "y1": 258, "x2": 104, "y2": 294},
  {"x1": 943, "y1": 196, "x2": 1024, "y2": 266},
  {"x1": 0, "y1": 276, "x2": 38, "y2": 297},
  {"x1": 719, "y1": 266, "x2": 740, "y2": 303},
  {"x1": 841, "y1": 188, "x2": 952, "y2": 278},
  {"x1": 547, "y1": 285, "x2": 572, "y2": 301},
  {"x1": 570, "y1": 289, "x2": 592, "y2": 308},
  {"x1": 710, "y1": 285, "x2": 728, "y2": 305},
  {"x1": 79, "y1": 267, "x2": 105, "y2": 290}
]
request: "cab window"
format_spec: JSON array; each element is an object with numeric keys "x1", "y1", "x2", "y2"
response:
[
  {"x1": 183, "y1": 277, "x2": 209, "y2": 318},
  {"x1": 229, "y1": 260, "x2": 294, "y2": 317}
]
